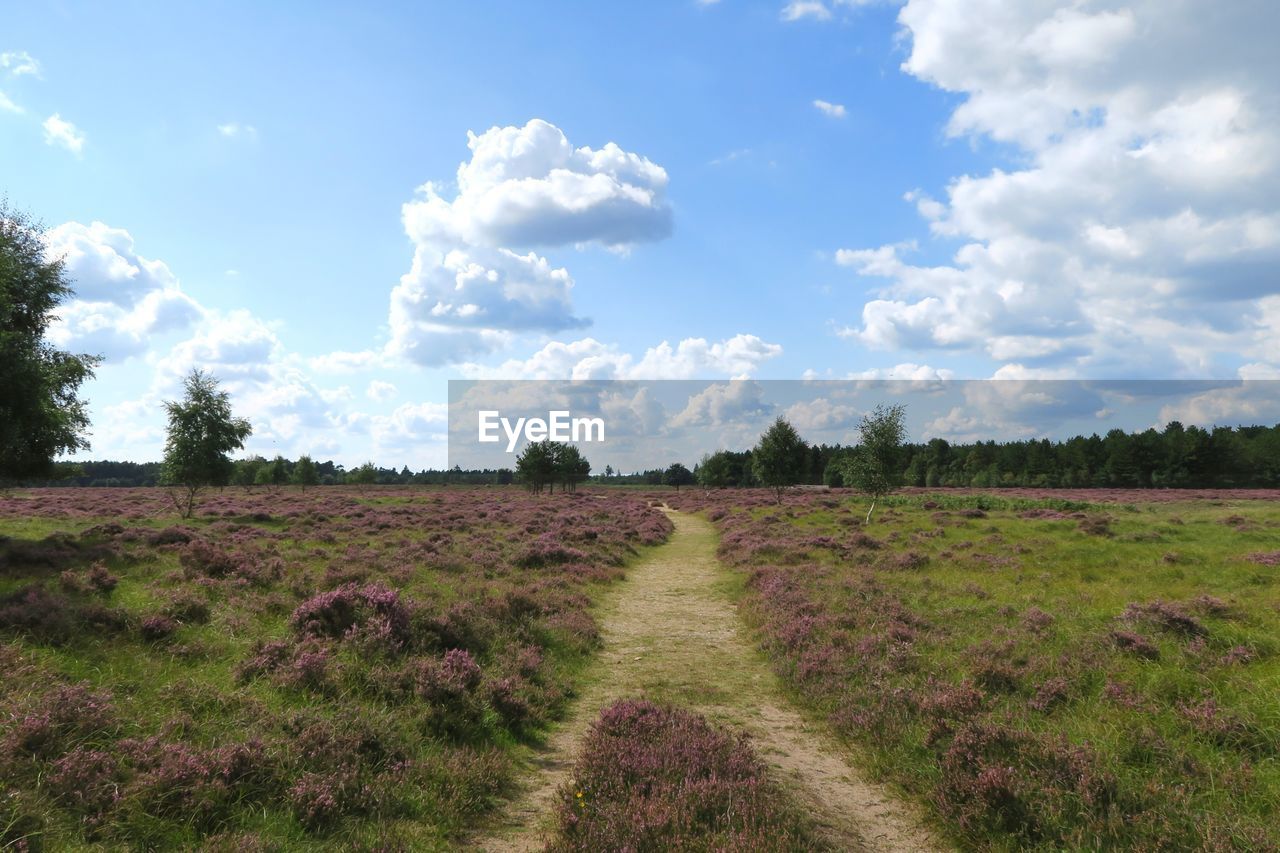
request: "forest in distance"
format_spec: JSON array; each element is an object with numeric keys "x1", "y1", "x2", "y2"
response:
[{"x1": 20, "y1": 418, "x2": 1280, "y2": 491}]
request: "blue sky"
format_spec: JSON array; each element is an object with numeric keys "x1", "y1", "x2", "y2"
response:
[{"x1": 3, "y1": 1, "x2": 1278, "y2": 467}]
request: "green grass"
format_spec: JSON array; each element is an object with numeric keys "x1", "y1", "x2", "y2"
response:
[
  {"x1": 0, "y1": 488, "x2": 670, "y2": 850},
  {"x1": 705, "y1": 492, "x2": 1280, "y2": 850}
]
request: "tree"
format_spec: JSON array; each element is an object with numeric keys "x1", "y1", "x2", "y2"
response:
[
  {"x1": 555, "y1": 443, "x2": 591, "y2": 493},
  {"x1": 263, "y1": 455, "x2": 289, "y2": 490},
  {"x1": 292, "y1": 455, "x2": 319, "y2": 490},
  {"x1": 232, "y1": 456, "x2": 264, "y2": 491},
  {"x1": 1, "y1": 200, "x2": 101, "y2": 481},
  {"x1": 515, "y1": 439, "x2": 556, "y2": 494},
  {"x1": 160, "y1": 370, "x2": 252, "y2": 517},
  {"x1": 752, "y1": 417, "x2": 808, "y2": 502},
  {"x1": 842, "y1": 403, "x2": 906, "y2": 523},
  {"x1": 349, "y1": 461, "x2": 378, "y2": 492},
  {"x1": 663, "y1": 462, "x2": 694, "y2": 491}
]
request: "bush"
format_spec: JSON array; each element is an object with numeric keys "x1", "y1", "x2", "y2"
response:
[{"x1": 549, "y1": 699, "x2": 814, "y2": 852}]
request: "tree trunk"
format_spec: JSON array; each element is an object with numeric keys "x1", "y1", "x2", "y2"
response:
[{"x1": 865, "y1": 499, "x2": 876, "y2": 525}]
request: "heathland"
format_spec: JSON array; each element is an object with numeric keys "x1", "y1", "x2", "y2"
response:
[{"x1": 2, "y1": 485, "x2": 1278, "y2": 851}]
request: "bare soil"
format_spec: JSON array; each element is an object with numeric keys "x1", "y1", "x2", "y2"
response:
[{"x1": 474, "y1": 508, "x2": 947, "y2": 852}]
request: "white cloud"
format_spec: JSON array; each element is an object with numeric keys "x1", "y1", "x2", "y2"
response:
[
  {"x1": 217, "y1": 121, "x2": 258, "y2": 139},
  {"x1": 308, "y1": 349, "x2": 384, "y2": 374},
  {"x1": 367, "y1": 402, "x2": 449, "y2": 465},
  {"x1": 835, "y1": 0, "x2": 1280, "y2": 377},
  {"x1": 783, "y1": 1, "x2": 832, "y2": 21},
  {"x1": 387, "y1": 243, "x2": 588, "y2": 366},
  {"x1": 0, "y1": 90, "x2": 21, "y2": 113},
  {"x1": 671, "y1": 380, "x2": 773, "y2": 427},
  {"x1": 366, "y1": 380, "x2": 397, "y2": 402},
  {"x1": 44, "y1": 222, "x2": 203, "y2": 360},
  {"x1": 783, "y1": 397, "x2": 861, "y2": 432},
  {"x1": 813, "y1": 99, "x2": 847, "y2": 118},
  {"x1": 0, "y1": 51, "x2": 40, "y2": 77},
  {"x1": 461, "y1": 333, "x2": 783, "y2": 380},
  {"x1": 389, "y1": 119, "x2": 672, "y2": 365},
  {"x1": 403, "y1": 119, "x2": 671, "y2": 251},
  {"x1": 849, "y1": 362, "x2": 956, "y2": 380},
  {"x1": 42, "y1": 114, "x2": 85, "y2": 154}
]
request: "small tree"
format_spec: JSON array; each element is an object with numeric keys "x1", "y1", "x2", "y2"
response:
[
  {"x1": 663, "y1": 462, "x2": 694, "y2": 491},
  {"x1": 515, "y1": 439, "x2": 556, "y2": 494},
  {"x1": 233, "y1": 456, "x2": 264, "y2": 491},
  {"x1": 696, "y1": 452, "x2": 731, "y2": 489},
  {"x1": 292, "y1": 454, "x2": 319, "y2": 491},
  {"x1": 161, "y1": 370, "x2": 252, "y2": 517},
  {"x1": 842, "y1": 403, "x2": 907, "y2": 523},
  {"x1": 349, "y1": 461, "x2": 378, "y2": 493},
  {"x1": 555, "y1": 443, "x2": 591, "y2": 493},
  {"x1": 265, "y1": 455, "x2": 289, "y2": 491},
  {"x1": 1, "y1": 200, "x2": 102, "y2": 482},
  {"x1": 752, "y1": 417, "x2": 808, "y2": 502}
]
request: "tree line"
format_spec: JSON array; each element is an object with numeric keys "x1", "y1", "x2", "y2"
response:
[
  {"x1": 691, "y1": 420, "x2": 1280, "y2": 490},
  {"x1": 5, "y1": 197, "x2": 1278, "y2": 504}
]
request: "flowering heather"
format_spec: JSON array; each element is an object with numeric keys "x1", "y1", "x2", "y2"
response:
[
  {"x1": 549, "y1": 699, "x2": 817, "y2": 852},
  {"x1": 0, "y1": 485, "x2": 670, "y2": 847},
  {"x1": 662, "y1": 487, "x2": 1280, "y2": 849}
]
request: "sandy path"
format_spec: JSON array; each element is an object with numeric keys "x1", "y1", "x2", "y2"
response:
[{"x1": 474, "y1": 508, "x2": 946, "y2": 852}]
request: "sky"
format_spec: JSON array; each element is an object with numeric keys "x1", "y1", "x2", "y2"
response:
[
  {"x1": 447, "y1": 380, "x2": 1280, "y2": 472},
  {"x1": 3, "y1": 0, "x2": 1278, "y2": 468}
]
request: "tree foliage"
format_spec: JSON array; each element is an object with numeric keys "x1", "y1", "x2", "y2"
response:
[
  {"x1": 752, "y1": 417, "x2": 809, "y2": 502},
  {"x1": 0, "y1": 200, "x2": 101, "y2": 480},
  {"x1": 160, "y1": 370, "x2": 252, "y2": 517},
  {"x1": 349, "y1": 461, "x2": 378, "y2": 492},
  {"x1": 663, "y1": 462, "x2": 695, "y2": 491},
  {"x1": 515, "y1": 440, "x2": 591, "y2": 494},
  {"x1": 292, "y1": 454, "x2": 319, "y2": 490},
  {"x1": 842, "y1": 403, "x2": 906, "y2": 522}
]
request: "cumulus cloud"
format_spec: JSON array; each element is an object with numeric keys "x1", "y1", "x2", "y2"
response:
[
  {"x1": 0, "y1": 90, "x2": 20, "y2": 113},
  {"x1": 783, "y1": 397, "x2": 861, "y2": 432},
  {"x1": 403, "y1": 119, "x2": 671, "y2": 251},
  {"x1": 671, "y1": 380, "x2": 773, "y2": 427},
  {"x1": 460, "y1": 333, "x2": 783, "y2": 380},
  {"x1": 849, "y1": 362, "x2": 956, "y2": 380},
  {"x1": 42, "y1": 114, "x2": 85, "y2": 154},
  {"x1": 44, "y1": 222, "x2": 203, "y2": 359},
  {"x1": 0, "y1": 51, "x2": 40, "y2": 77},
  {"x1": 389, "y1": 119, "x2": 672, "y2": 365},
  {"x1": 366, "y1": 380, "x2": 397, "y2": 402},
  {"x1": 368, "y1": 402, "x2": 449, "y2": 463},
  {"x1": 836, "y1": 0, "x2": 1280, "y2": 377},
  {"x1": 813, "y1": 99, "x2": 847, "y2": 118},
  {"x1": 388, "y1": 243, "x2": 588, "y2": 366}
]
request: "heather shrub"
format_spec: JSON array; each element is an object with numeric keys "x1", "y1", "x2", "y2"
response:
[
  {"x1": 290, "y1": 582, "x2": 410, "y2": 651},
  {"x1": 139, "y1": 614, "x2": 178, "y2": 641},
  {"x1": 549, "y1": 700, "x2": 816, "y2": 852},
  {"x1": 0, "y1": 486, "x2": 672, "y2": 846},
  {"x1": 0, "y1": 584, "x2": 75, "y2": 643},
  {"x1": 86, "y1": 562, "x2": 119, "y2": 593},
  {"x1": 162, "y1": 588, "x2": 212, "y2": 624},
  {"x1": 46, "y1": 747, "x2": 124, "y2": 822},
  {"x1": 683, "y1": 489, "x2": 1280, "y2": 849},
  {"x1": 4, "y1": 683, "x2": 117, "y2": 760}
]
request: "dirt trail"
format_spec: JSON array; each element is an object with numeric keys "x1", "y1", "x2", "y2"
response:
[{"x1": 475, "y1": 508, "x2": 946, "y2": 852}]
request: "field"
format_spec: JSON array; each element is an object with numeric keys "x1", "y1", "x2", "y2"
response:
[
  {"x1": 668, "y1": 488, "x2": 1280, "y2": 850},
  {"x1": 3, "y1": 485, "x2": 1279, "y2": 851},
  {"x1": 0, "y1": 487, "x2": 669, "y2": 850}
]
